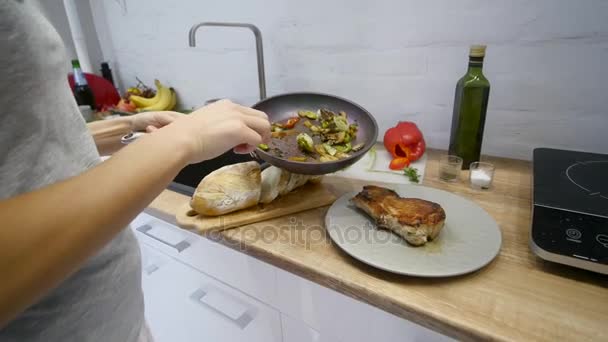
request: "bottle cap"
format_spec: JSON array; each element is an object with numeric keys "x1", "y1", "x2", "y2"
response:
[
  {"x1": 71, "y1": 59, "x2": 81, "y2": 68},
  {"x1": 469, "y1": 45, "x2": 486, "y2": 57}
]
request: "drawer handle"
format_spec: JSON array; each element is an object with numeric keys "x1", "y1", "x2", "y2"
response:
[
  {"x1": 136, "y1": 224, "x2": 190, "y2": 252},
  {"x1": 144, "y1": 264, "x2": 159, "y2": 275},
  {"x1": 190, "y1": 286, "x2": 257, "y2": 329},
  {"x1": 140, "y1": 244, "x2": 167, "y2": 275}
]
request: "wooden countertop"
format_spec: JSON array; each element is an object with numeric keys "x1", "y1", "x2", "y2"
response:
[{"x1": 148, "y1": 150, "x2": 608, "y2": 341}]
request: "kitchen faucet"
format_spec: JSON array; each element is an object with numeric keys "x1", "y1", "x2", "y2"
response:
[{"x1": 188, "y1": 22, "x2": 266, "y2": 100}]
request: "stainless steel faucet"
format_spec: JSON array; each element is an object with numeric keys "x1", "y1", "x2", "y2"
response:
[{"x1": 188, "y1": 22, "x2": 266, "y2": 100}]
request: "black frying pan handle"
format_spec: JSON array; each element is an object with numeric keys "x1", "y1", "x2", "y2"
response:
[{"x1": 248, "y1": 150, "x2": 271, "y2": 171}]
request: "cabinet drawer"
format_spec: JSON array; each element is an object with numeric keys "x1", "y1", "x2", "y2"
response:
[
  {"x1": 281, "y1": 313, "x2": 329, "y2": 342},
  {"x1": 132, "y1": 212, "x2": 279, "y2": 307},
  {"x1": 140, "y1": 244, "x2": 282, "y2": 342},
  {"x1": 276, "y1": 269, "x2": 453, "y2": 342}
]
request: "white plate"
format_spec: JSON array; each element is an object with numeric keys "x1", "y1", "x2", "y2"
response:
[{"x1": 325, "y1": 185, "x2": 502, "y2": 277}]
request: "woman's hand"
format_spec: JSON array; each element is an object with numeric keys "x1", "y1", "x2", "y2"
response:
[
  {"x1": 131, "y1": 111, "x2": 184, "y2": 132},
  {"x1": 153, "y1": 99, "x2": 271, "y2": 164}
]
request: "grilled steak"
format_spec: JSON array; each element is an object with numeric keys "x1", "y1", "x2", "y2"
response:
[{"x1": 351, "y1": 185, "x2": 446, "y2": 246}]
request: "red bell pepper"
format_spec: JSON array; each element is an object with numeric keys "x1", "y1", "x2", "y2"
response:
[
  {"x1": 383, "y1": 121, "x2": 426, "y2": 170},
  {"x1": 276, "y1": 117, "x2": 300, "y2": 129}
]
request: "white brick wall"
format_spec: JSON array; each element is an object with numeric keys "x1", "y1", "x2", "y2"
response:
[{"x1": 89, "y1": 0, "x2": 608, "y2": 160}]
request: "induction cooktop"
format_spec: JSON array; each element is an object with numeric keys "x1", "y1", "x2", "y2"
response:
[{"x1": 530, "y1": 148, "x2": 608, "y2": 274}]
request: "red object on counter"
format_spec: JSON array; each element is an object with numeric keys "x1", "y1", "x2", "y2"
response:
[
  {"x1": 383, "y1": 121, "x2": 426, "y2": 169},
  {"x1": 67, "y1": 72, "x2": 120, "y2": 110}
]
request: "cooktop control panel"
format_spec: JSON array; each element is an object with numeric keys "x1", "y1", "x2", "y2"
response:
[
  {"x1": 531, "y1": 148, "x2": 608, "y2": 274},
  {"x1": 532, "y1": 206, "x2": 607, "y2": 265}
]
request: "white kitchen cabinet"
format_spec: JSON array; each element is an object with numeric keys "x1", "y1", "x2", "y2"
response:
[
  {"x1": 281, "y1": 313, "x2": 325, "y2": 342},
  {"x1": 133, "y1": 212, "x2": 451, "y2": 342},
  {"x1": 179, "y1": 233, "x2": 279, "y2": 308},
  {"x1": 132, "y1": 212, "x2": 279, "y2": 307},
  {"x1": 276, "y1": 269, "x2": 453, "y2": 342},
  {"x1": 139, "y1": 243, "x2": 282, "y2": 342}
]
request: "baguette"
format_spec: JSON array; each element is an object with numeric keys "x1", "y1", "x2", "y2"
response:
[
  {"x1": 263, "y1": 166, "x2": 321, "y2": 202},
  {"x1": 190, "y1": 161, "x2": 261, "y2": 216},
  {"x1": 260, "y1": 166, "x2": 289, "y2": 203},
  {"x1": 190, "y1": 163, "x2": 321, "y2": 216}
]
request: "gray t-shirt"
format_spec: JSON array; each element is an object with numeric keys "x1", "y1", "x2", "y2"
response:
[{"x1": 0, "y1": 1, "x2": 146, "y2": 341}]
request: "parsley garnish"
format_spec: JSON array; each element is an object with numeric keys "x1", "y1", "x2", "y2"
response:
[{"x1": 403, "y1": 167, "x2": 420, "y2": 183}]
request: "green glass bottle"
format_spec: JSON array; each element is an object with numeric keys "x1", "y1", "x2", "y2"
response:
[
  {"x1": 448, "y1": 45, "x2": 490, "y2": 170},
  {"x1": 71, "y1": 59, "x2": 96, "y2": 110}
]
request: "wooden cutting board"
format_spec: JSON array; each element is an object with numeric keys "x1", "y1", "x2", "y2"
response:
[{"x1": 175, "y1": 182, "x2": 337, "y2": 234}]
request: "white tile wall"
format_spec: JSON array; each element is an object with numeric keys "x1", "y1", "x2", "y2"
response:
[{"x1": 88, "y1": 0, "x2": 608, "y2": 159}]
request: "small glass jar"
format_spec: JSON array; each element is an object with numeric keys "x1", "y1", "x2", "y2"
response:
[
  {"x1": 438, "y1": 155, "x2": 463, "y2": 182},
  {"x1": 469, "y1": 162, "x2": 495, "y2": 190}
]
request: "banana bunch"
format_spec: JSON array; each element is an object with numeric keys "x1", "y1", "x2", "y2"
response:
[{"x1": 129, "y1": 79, "x2": 177, "y2": 111}]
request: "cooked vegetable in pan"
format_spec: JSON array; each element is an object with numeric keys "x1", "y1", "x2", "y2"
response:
[{"x1": 261, "y1": 109, "x2": 366, "y2": 163}]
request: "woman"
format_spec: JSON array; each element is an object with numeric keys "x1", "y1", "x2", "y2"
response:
[{"x1": 0, "y1": 1, "x2": 270, "y2": 341}]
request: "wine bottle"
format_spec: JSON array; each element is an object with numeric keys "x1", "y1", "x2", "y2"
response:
[
  {"x1": 100, "y1": 62, "x2": 115, "y2": 86},
  {"x1": 71, "y1": 59, "x2": 96, "y2": 110},
  {"x1": 448, "y1": 45, "x2": 490, "y2": 170}
]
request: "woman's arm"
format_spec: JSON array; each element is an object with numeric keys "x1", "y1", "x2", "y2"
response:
[
  {"x1": 87, "y1": 112, "x2": 183, "y2": 155},
  {"x1": 87, "y1": 117, "x2": 133, "y2": 155},
  {"x1": 0, "y1": 100, "x2": 270, "y2": 327}
]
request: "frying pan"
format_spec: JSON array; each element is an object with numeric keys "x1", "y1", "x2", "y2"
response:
[
  {"x1": 121, "y1": 92, "x2": 378, "y2": 175},
  {"x1": 252, "y1": 92, "x2": 378, "y2": 175}
]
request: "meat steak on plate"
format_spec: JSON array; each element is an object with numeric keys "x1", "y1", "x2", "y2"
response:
[{"x1": 350, "y1": 185, "x2": 446, "y2": 246}]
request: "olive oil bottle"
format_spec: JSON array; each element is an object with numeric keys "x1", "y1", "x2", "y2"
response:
[{"x1": 448, "y1": 45, "x2": 490, "y2": 169}]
